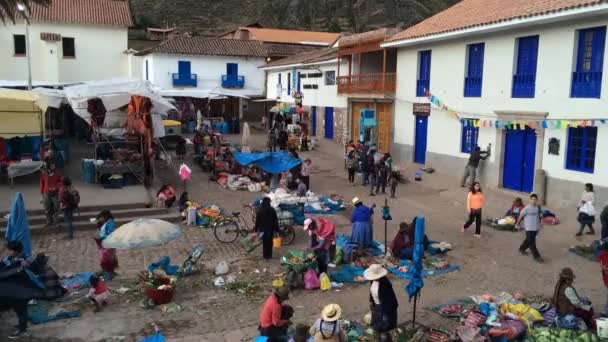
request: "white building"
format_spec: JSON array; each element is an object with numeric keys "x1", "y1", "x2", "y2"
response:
[
  {"x1": 383, "y1": 0, "x2": 608, "y2": 207},
  {"x1": 0, "y1": 0, "x2": 132, "y2": 85},
  {"x1": 261, "y1": 48, "x2": 349, "y2": 140},
  {"x1": 137, "y1": 37, "x2": 267, "y2": 97}
]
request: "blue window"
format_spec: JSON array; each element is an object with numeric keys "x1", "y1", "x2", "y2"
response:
[
  {"x1": 460, "y1": 120, "x2": 479, "y2": 153},
  {"x1": 145, "y1": 60, "x2": 149, "y2": 81},
  {"x1": 416, "y1": 50, "x2": 431, "y2": 97},
  {"x1": 571, "y1": 26, "x2": 606, "y2": 98},
  {"x1": 512, "y1": 36, "x2": 539, "y2": 98},
  {"x1": 222, "y1": 63, "x2": 244, "y2": 88},
  {"x1": 287, "y1": 72, "x2": 291, "y2": 95},
  {"x1": 172, "y1": 60, "x2": 197, "y2": 87},
  {"x1": 566, "y1": 126, "x2": 597, "y2": 173},
  {"x1": 464, "y1": 43, "x2": 484, "y2": 97},
  {"x1": 297, "y1": 72, "x2": 301, "y2": 93}
]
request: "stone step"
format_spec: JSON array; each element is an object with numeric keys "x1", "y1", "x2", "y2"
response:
[
  {"x1": 0, "y1": 212, "x2": 183, "y2": 236},
  {"x1": 0, "y1": 202, "x2": 150, "y2": 217},
  {"x1": 1, "y1": 207, "x2": 170, "y2": 226}
]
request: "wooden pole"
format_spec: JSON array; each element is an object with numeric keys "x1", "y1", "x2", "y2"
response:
[
  {"x1": 412, "y1": 293, "x2": 418, "y2": 327},
  {"x1": 382, "y1": 49, "x2": 387, "y2": 93},
  {"x1": 384, "y1": 198, "x2": 388, "y2": 255}
]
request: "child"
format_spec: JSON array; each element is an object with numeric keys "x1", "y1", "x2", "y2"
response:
[
  {"x1": 598, "y1": 240, "x2": 608, "y2": 315},
  {"x1": 87, "y1": 275, "x2": 110, "y2": 312},
  {"x1": 388, "y1": 169, "x2": 399, "y2": 198}
]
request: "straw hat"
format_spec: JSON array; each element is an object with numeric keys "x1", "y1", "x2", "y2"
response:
[
  {"x1": 321, "y1": 304, "x2": 342, "y2": 322},
  {"x1": 363, "y1": 264, "x2": 388, "y2": 281},
  {"x1": 351, "y1": 197, "x2": 362, "y2": 205},
  {"x1": 303, "y1": 218, "x2": 314, "y2": 231}
]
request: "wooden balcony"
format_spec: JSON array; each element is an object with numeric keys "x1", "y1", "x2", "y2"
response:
[{"x1": 337, "y1": 73, "x2": 396, "y2": 94}]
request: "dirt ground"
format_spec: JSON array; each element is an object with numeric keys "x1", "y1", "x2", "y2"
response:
[{"x1": 0, "y1": 130, "x2": 605, "y2": 341}]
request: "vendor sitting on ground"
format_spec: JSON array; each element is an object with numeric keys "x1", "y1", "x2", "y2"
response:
[
  {"x1": 506, "y1": 198, "x2": 525, "y2": 219},
  {"x1": 552, "y1": 267, "x2": 595, "y2": 329},
  {"x1": 156, "y1": 184, "x2": 176, "y2": 208},
  {"x1": 391, "y1": 219, "x2": 430, "y2": 260},
  {"x1": 308, "y1": 304, "x2": 348, "y2": 342},
  {"x1": 259, "y1": 287, "x2": 293, "y2": 339}
]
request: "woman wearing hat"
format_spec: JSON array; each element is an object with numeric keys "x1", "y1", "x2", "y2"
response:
[
  {"x1": 551, "y1": 267, "x2": 594, "y2": 328},
  {"x1": 259, "y1": 287, "x2": 293, "y2": 339},
  {"x1": 304, "y1": 218, "x2": 336, "y2": 275},
  {"x1": 350, "y1": 198, "x2": 375, "y2": 247},
  {"x1": 365, "y1": 264, "x2": 398, "y2": 341},
  {"x1": 309, "y1": 304, "x2": 348, "y2": 341}
]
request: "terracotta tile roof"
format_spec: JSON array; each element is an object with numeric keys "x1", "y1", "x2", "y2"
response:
[
  {"x1": 28, "y1": 0, "x2": 133, "y2": 27},
  {"x1": 136, "y1": 37, "x2": 268, "y2": 57},
  {"x1": 339, "y1": 28, "x2": 401, "y2": 47},
  {"x1": 225, "y1": 27, "x2": 340, "y2": 45},
  {"x1": 262, "y1": 48, "x2": 338, "y2": 68},
  {"x1": 386, "y1": 0, "x2": 606, "y2": 43},
  {"x1": 263, "y1": 43, "x2": 326, "y2": 57}
]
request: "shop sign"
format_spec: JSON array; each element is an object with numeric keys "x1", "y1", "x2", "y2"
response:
[{"x1": 412, "y1": 103, "x2": 431, "y2": 116}]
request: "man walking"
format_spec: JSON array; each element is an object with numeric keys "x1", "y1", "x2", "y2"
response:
[
  {"x1": 516, "y1": 194, "x2": 543, "y2": 263},
  {"x1": 461, "y1": 146, "x2": 489, "y2": 187},
  {"x1": 59, "y1": 177, "x2": 79, "y2": 239},
  {"x1": 40, "y1": 161, "x2": 62, "y2": 227}
]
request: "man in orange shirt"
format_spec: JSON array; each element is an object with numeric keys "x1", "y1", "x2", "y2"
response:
[
  {"x1": 40, "y1": 161, "x2": 62, "y2": 227},
  {"x1": 258, "y1": 287, "x2": 292, "y2": 339}
]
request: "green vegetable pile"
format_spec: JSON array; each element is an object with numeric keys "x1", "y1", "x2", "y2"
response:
[{"x1": 528, "y1": 328, "x2": 599, "y2": 342}]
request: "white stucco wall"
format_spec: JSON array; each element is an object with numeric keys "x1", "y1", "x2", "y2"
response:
[
  {"x1": 144, "y1": 53, "x2": 266, "y2": 95},
  {"x1": 0, "y1": 21, "x2": 128, "y2": 83},
  {"x1": 265, "y1": 61, "x2": 348, "y2": 109},
  {"x1": 394, "y1": 17, "x2": 608, "y2": 187}
]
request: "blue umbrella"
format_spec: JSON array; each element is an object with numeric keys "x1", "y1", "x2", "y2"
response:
[
  {"x1": 406, "y1": 216, "x2": 425, "y2": 327},
  {"x1": 5, "y1": 192, "x2": 32, "y2": 258}
]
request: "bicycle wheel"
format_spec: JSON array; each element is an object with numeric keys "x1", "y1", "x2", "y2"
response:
[
  {"x1": 281, "y1": 226, "x2": 296, "y2": 245},
  {"x1": 214, "y1": 221, "x2": 240, "y2": 243}
]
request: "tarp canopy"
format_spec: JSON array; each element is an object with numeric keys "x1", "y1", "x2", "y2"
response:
[
  {"x1": 63, "y1": 79, "x2": 174, "y2": 138},
  {"x1": 233, "y1": 151, "x2": 301, "y2": 174},
  {"x1": 5, "y1": 192, "x2": 32, "y2": 258},
  {"x1": 0, "y1": 90, "x2": 46, "y2": 139}
]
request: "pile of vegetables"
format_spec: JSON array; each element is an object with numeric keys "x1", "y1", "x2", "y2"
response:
[{"x1": 528, "y1": 328, "x2": 599, "y2": 342}]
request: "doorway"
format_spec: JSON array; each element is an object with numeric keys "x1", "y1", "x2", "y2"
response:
[
  {"x1": 414, "y1": 115, "x2": 428, "y2": 164},
  {"x1": 324, "y1": 107, "x2": 334, "y2": 139},
  {"x1": 503, "y1": 128, "x2": 536, "y2": 192}
]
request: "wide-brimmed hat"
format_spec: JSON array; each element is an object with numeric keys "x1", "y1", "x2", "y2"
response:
[
  {"x1": 363, "y1": 264, "x2": 388, "y2": 281},
  {"x1": 321, "y1": 303, "x2": 342, "y2": 322},
  {"x1": 275, "y1": 286, "x2": 290, "y2": 300},
  {"x1": 559, "y1": 267, "x2": 575, "y2": 280},
  {"x1": 303, "y1": 218, "x2": 314, "y2": 231},
  {"x1": 351, "y1": 197, "x2": 362, "y2": 205}
]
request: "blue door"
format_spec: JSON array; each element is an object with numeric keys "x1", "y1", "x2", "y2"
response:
[
  {"x1": 227, "y1": 63, "x2": 238, "y2": 77},
  {"x1": 178, "y1": 61, "x2": 191, "y2": 78},
  {"x1": 324, "y1": 107, "x2": 334, "y2": 139},
  {"x1": 311, "y1": 106, "x2": 317, "y2": 136},
  {"x1": 414, "y1": 115, "x2": 428, "y2": 164},
  {"x1": 503, "y1": 128, "x2": 536, "y2": 192}
]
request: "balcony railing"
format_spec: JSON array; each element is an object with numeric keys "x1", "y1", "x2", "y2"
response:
[
  {"x1": 464, "y1": 76, "x2": 482, "y2": 97},
  {"x1": 337, "y1": 73, "x2": 396, "y2": 94},
  {"x1": 512, "y1": 74, "x2": 536, "y2": 98},
  {"x1": 172, "y1": 73, "x2": 197, "y2": 87},
  {"x1": 571, "y1": 71, "x2": 602, "y2": 98},
  {"x1": 416, "y1": 79, "x2": 429, "y2": 97},
  {"x1": 222, "y1": 75, "x2": 245, "y2": 88}
]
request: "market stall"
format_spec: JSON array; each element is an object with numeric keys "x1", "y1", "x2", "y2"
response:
[{"x1": 0, "y1": 90, "x2": 47, "y2": 184}]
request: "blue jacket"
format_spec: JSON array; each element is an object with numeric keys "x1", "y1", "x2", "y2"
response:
[
  {"x1": 351, "y1": 205, "x2": 373, "y2": 223},
  {"x1": 99, "y1": 219, "x2": 116, "y2": 240}
]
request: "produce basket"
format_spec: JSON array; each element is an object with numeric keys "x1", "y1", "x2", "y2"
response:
[
  {"x1": 280, "y1": 251, "x2": 317, "y2": 273},
  {"x1": 144, "y1": 277, "x2": 175, "y2": 305}
]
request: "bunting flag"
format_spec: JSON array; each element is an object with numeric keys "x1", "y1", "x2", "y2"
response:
[{"x1": 423, "y1": 89, "x2": 608, "y2": 130}]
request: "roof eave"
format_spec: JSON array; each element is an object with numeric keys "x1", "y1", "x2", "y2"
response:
[
  {"x1": 260, "y1": 58, "x2": 339, "y2": 70},
  {"x1": 382, "y1": 3, "x2": 608, "y2": 48},
  {"x1": 138, "y1": 51, "x2": 267, "y2": 58}
]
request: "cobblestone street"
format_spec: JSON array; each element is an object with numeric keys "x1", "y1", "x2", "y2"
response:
[{"x1": 0, "y1": 132, "x2": 604, "y2": 341}]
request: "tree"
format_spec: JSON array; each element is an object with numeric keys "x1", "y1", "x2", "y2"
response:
[{"x1": 0, "y1": 0, "x2": 51, "y2": 23}]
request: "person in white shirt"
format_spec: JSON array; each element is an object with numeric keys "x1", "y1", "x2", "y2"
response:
[{"x1": 577, "y1": 183, "x2": 596, "y2": 236}]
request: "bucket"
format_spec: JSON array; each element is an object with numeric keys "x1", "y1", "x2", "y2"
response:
[
  {"x1": 597, "y1": 317, "x2": 608, "y2": 338},
  {"x1": 273, "y1": 237, "x2": 282, "y2": 248}
]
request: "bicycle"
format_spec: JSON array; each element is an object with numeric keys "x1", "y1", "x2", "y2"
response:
[{"x1": 213, "y1": 204, "x2": 296, "y2": 245}]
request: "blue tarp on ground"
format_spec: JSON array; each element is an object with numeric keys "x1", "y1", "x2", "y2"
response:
[
  {"x1": 330, "y1": 264, "x2": 366, "y2": 283},
  {"x1": 61, "y1": 272, "x2": 95, "y2": 290},
  {"x1": 28, "y1": 300, "x2": 81, "y2": 324},
  {"x1": 336, "y1": 235, "x2": 385, "y2": 256},
  {"x1": 5, "y1": 192, "x2": 32, "y2": 258},
  {"x1": 389, "y1": 260, "x2": 460, "y2": 280},
  {"x1": 139, "y1": 333, "x2": 166, "y2": 342},
  {"x1": 233, "y1": 152, "x2": 302, "y2": 174}
]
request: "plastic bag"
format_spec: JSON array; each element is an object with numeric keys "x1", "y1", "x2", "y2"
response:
[
  {"x1": 285, "y1": 269, "x2": 304, "y2": 289},
  {"x1": 333, "y1": 247, "x2": 343, "y2": 265},
  {"x1": 214, "y1": 276, "x2": 225, "y2": 287},
  {"x1": 273, "y1": 236, "x2": 282, "y2": 248},
  {"x1": 319, "y1": 273, "x2": 331, "y2": 291},
  {"x1": 272, "y1": 276, "x2": 284, "y2": 288},
  {"x1": 215, "y1": 261, "x2": 229, "y2": 275},
  {"x1": 304, "y1": 268, "x2": 320, "y2": 290},
  {"x1": 239, "y1": 233, "x2": 261, "y2": 253}
]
